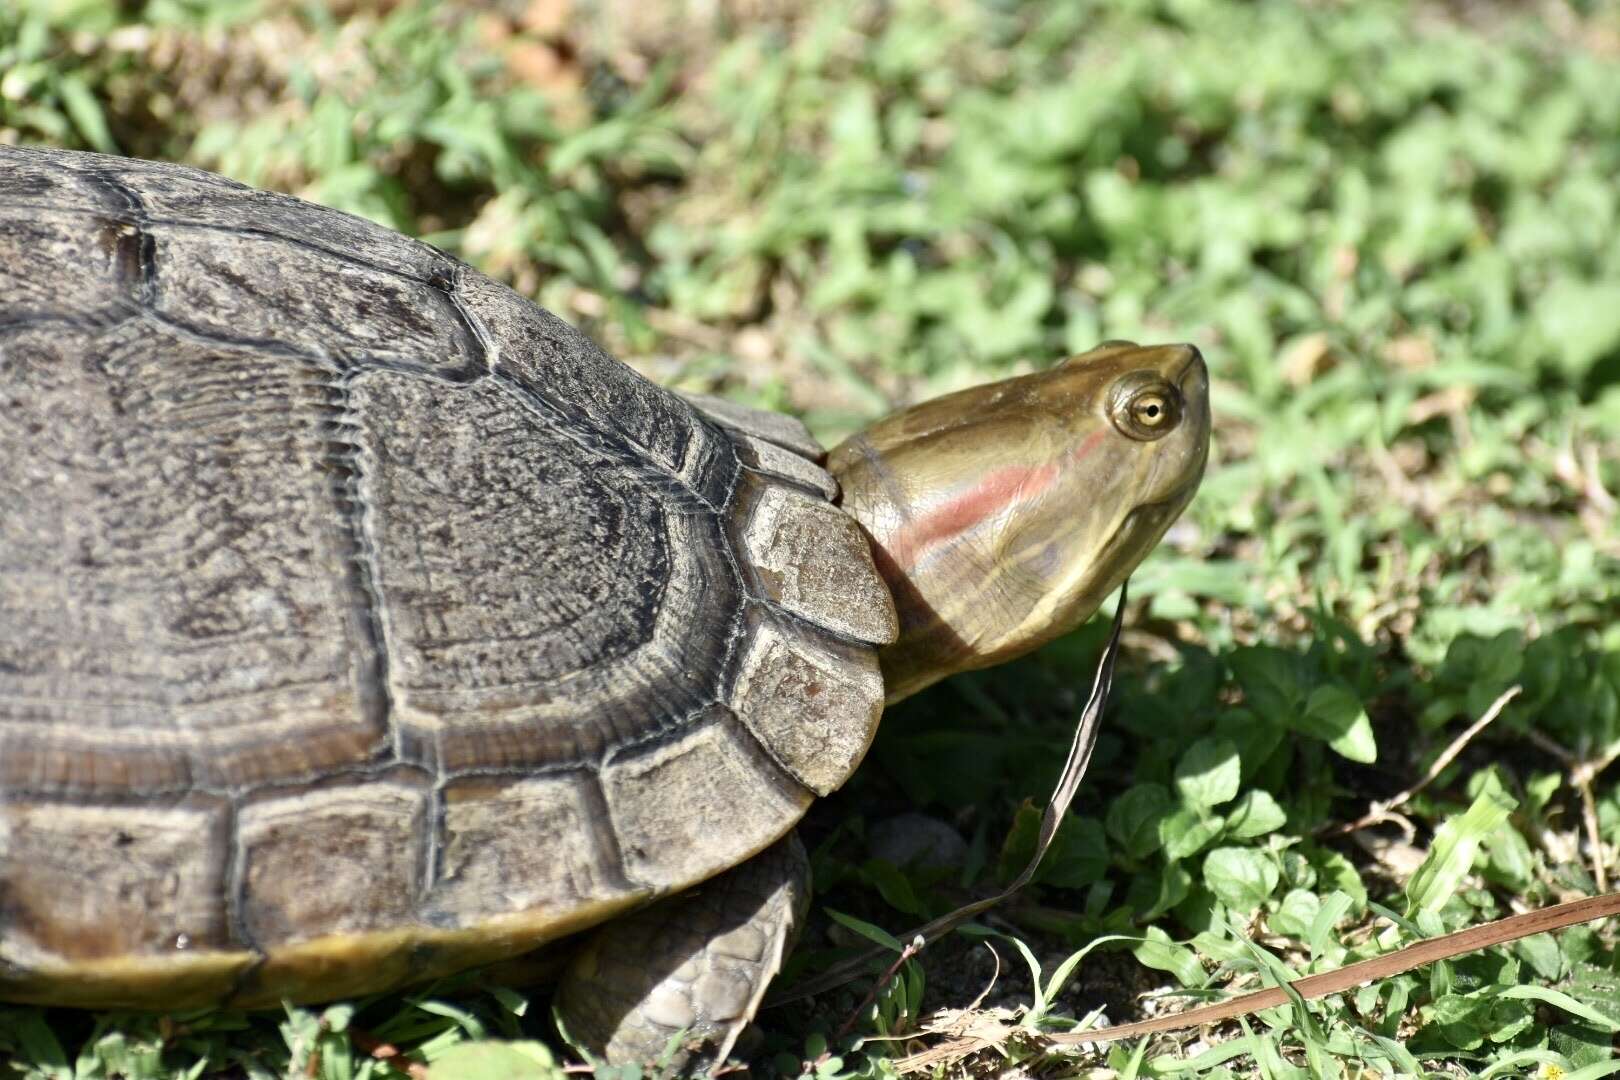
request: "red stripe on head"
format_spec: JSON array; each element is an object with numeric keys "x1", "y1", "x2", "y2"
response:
[{"x1": 888, "y1": 427, "x2": 1108, "y2": 573}]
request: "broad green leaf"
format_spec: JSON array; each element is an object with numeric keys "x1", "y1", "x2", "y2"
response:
[
  {"x1": 1267, "y1": 889, "x2": 1320, "y2": 939},
  {"x1": 1160, "y1": 805, "x2": 1223, "y2": 861},
  {"x1": 1174, "y1": 736, "x2": 1242, "y2": 809},
  {"x1": 1480, "y1": 812, "x2": 1536, "y2": 891},
  {"x1": 1300, "y1": 684, "x2": 1377, "y2": 763},
  {"x1": 1309, "y1": 848, "x2": 1368, "y2": 909},
  {"x1": 1041, "y1": 815, "x2": 1112, "y2": 888},
  {"x1": 1515, "y1": 932, "x2": 1563, "y2": 982},
  {"x1": 1130, "y1": 926, "x2": 1206, "y2": 988},
  {"x1": 1536, "y1": 277, "x2": 1620, "y2": 377},
  {"x1": 1224, "y1": 789, "x2": 1287, "y2": 839},
  {"x1": 1106, "y1": 783, "x2": 1172, "y2": 859},
  {"x1": 1430, "y1": 993, "x2": 1490, "y2": 1051},
  {"x1": 1203, "y1": 847, "x2": 1280, "y2": 912},
  {"x1": 825, "y1": 909, "x2": 904, "y2": 952},
  {"x1": 860, "y1": 859, "x2": 927, "y2": 916},
  {"x1": 426, "y1": 1042, "x2": 562, "y2": 1080}
]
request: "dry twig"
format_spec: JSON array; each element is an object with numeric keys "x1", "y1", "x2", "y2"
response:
[{"x1": 1322, "y1": 684, "x2": 1521, "y2": 838}]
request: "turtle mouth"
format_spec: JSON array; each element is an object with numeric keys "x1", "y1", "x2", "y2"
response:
[
  {"x1": 1100, "y1": 500, "x2": 1170, "y2": 566},
  {"x1": 1093, "y1": 461, "x2": 1204, "y2": 581}
]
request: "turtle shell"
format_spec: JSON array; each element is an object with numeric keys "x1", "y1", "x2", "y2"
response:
[{"x1": 0, "y1": 146, "x2": 897, "y2": 1008}]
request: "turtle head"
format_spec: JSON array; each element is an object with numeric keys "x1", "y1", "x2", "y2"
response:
[{"x1": 828, "y1": 341, "x2": 1210, "y2": 702}]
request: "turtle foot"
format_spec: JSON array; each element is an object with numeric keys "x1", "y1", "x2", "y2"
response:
[{"x1": 556, "y1": 833, "x2": 809, "y2": 1073}]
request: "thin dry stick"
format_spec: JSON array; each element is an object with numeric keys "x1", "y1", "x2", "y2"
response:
[
  {"x1": 893, "y1": 891, "x2": 1620, "y2": 1071},
  {"x1": 772, "y1": 584, "x2": 1131, "y2": 1006},
  {"x1": 1322, "y1": 685, "x2": 1521, "y2": 838},
  {"x1": 1571, "y1": 742, "x2": 1620, "y2": 892},
  {"x1": 1045, "y1": 892, "x2": 1620, "y2": 1047},
  {"x1": 1523, "y1": 725, "x2": 1620, "y2": 893},
  {"x1": 1580, "y1": 783, "x2": 1609, "y2": 893},
  {"x1": 836, "y1": 936, "x2": 924, "y2": 1041}
]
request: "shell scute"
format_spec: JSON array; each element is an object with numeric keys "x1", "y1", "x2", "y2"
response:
[
  {"x1": 0, "y1": 794, "x2": 233, "y2": 971},
  {"x1": 234, "y1": 770, "x2": 432, "y2": 948},
  {"x1": 0, "y1": 148, "x2": 124, "y2": 212},
  {"x1": 599, "y1": 708, "x2": 812, "y2": 892},
  {"x1": 0, "y1": 319, "x2": 386, "y2": 796},
  {"x1": 726, "y1": 614, "x2": 885, "y2": 797},
  {"x1": 345, "y1": 368, "x2": 738, "y2": 775},
  {"x1": 0, "y1": 211, "x2": 143, "y2": 326},
  {"x1": 428, "y1": 770, "x2": 633, "y2": 926},
  {"x1": 729, "y1": 476, "x2": 898, "y2": 645},
  {"x1": 91, "y1": 156, "x2": 454, "y2": 284}
]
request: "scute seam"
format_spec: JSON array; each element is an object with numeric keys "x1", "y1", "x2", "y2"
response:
[
  {"x1": 138, "y1": 217, "x2": 447, "y2": 288},
  {"x1": 578, "y1": 770, "x2": 639, "y2": 894},
  {"x1": 324, "y1": 372, "x2": 400, "y2": 775},
  {"x1": 143, "y1": 309, "x2": 342, "y2": 373},
  {"x1": 735, "y1": 464, "x2": 838, "y2": 509},
  {"x1": 745, "y1": 595, "x2": 881, "y2": 651},
  {"x1": 220, "y1": 799, "x2": 268, "y2": 969},
  {"x1": 485, "y1": 369, "x2": 722, "y2": 515},
  {"x1": 50, "y1": 168, "x2": 151, "y2": 331},
  {"x1": 443, "y1": 264, "x2": 497, "y2": 377}
]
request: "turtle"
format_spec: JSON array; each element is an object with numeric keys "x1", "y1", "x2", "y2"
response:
[{"x1": 0, "y1": 145, "x2": 1210, "y2": 1066}]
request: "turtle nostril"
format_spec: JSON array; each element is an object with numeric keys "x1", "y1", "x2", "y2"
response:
[{"x1": 1175, "y1": 345, "x2": 1208, "y2": 387}]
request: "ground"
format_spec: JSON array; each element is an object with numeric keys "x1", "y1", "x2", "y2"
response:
[{"x1": 1, "y1": 0, "x2": 1618, "y2": 1076}]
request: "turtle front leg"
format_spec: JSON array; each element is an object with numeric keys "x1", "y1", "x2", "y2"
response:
[{"x1": 556, "y1": 834, "x2": 809, "y2": 1071}]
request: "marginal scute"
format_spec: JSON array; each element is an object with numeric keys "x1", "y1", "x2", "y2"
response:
[
  {"x1": 233, "y1": 772, "x2": 432, "y2": 1002},
  {"x1": 680, "y1": 392, "x2": 824, "y2": 460},
  {"x1": 731, "y1": 433, "x2": 839, "y2": 501},
  {"x1": 601, "y1": 709, "x2": 811, "y2": 891},
  {"x1": 727, "y1": 614, "x2": 885, "y2": 796},
  {"x1": 0, "y1": 951, "x2": 254, "y2": 1011},
  {"x1": 730, "y1": 475, "x2": 899, "y2": 646},
  {"x1": 235, "y1": 771, "x2": 431, "y2": 947},
  {"x1": 148, "y1": 224, "x2": 482, "y2": 375},
  {"x1": 428, "y1": 770, "x2": 635, "y2": 925},
  {"x1": 226, "y1": 892, "x2": 645, "y2": 1009},
  {"x1": 0, "y1": 796, "x2": 231, "y2": 969}
]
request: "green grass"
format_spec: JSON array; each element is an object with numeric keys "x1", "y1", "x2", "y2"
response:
[{"x1": 3, "y1": 0, "x2": 1619, "y2": 1075}]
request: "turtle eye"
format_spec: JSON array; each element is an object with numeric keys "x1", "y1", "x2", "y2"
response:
[{"x1": 1109, "y1": 373, "x2": 1181, "y2": 441}]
